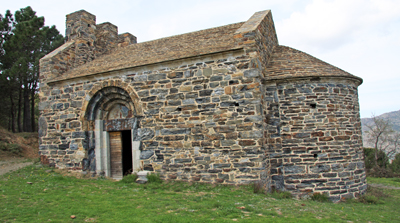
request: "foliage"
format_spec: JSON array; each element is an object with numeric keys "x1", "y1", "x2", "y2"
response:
[
  {"x1": 364, "y1": 116, "x2": 400, "y2": 164},
  {"x1": 120, "y1": 173, "x2": 138, "y2": 184},
  {"x1": 0, "y1": 125, "x2": 38, "y2": 158},
  {"x1": 356, "y1": 186, "x2": 388, "y2": 205},
  {"x1": 146, "y1": 173, "x2": 163, "y2": 184},
  {"x1": 363, "y1": 148, "x2": 400, "y2": 177},
  {"x1": 0, "y1": 141, "x2": 22, "y2": 154},
  {"x1": 252, "y1": 181, "x2": 265, "y2": 194},
  {"x1": 0, "y1": 6, "x2": 64, "y2": 132},
  {"x1": 310, "y1": 193, "x2": 330, "y2": 202},
  {"x1": 2, "y1": 166, "x2": 400, "y2": 222},
  {"x1": 270, "y1": 190, "x2": 292, "y2": 199},
  {"x1": 390, "y1": 153, "x2": 400, "y2": 173},
  {"x1": 363, "y1": 115, "x2": 400, "y2": 177},
  {"x1": 364, "y1": 148, "x2": 389, "y2": 169}
]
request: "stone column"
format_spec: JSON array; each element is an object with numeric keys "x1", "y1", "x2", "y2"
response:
[
  {"x1": 95, "y1": 120, "x2": 103, "y2": 175},
  {"x1": 132, "y1": 128, "x2": 141, "y2": 173},
  {"x1": 102, "y1": 131, "x2": 111, "y2": 177}
]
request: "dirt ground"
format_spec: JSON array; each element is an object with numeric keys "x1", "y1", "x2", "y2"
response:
[
  {"x1": 0, "y1": 157, "x2": 33, "y2": 176},
  {"x1": 0, "y1": 127, "x2": 39, "y2": 176}
]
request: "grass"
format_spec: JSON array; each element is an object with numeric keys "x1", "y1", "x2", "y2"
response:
[
  {"x1": 1, "y1": 165, "x2": 400, "y2": 222},
  {"x1": 367, "y1": 177, "x2": 400, "y2": 187}
]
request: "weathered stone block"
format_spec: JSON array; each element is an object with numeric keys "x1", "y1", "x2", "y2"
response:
[
  {"x1": 148, "y1": 73, "x2": 166, "y2": 81},
  {"x1": 213, "y1": 126, "x2": 235, "y2": 133},
  {"x1": 244, "y1": 69, "x2": 259, "y2": 78},
  {"x1": 284, "y1": 166, "x2": 306, "y2": 174},
  {"x1": 239, "y1": 131, "x2": 262, "y2": 139},
  {"x1": 310, "y1": 164, "x2": 331, "y2": 173},
  {"x1": 213, "y1": 164, "x2": 231, "y2": 168},
  {"x1": 161, "y1": 128, "x2": 190, "y2": 135},
  {"x1": 221, "y1": 140, "x2": 236, "y2": 146},
  {"x1": 199, "y1": 90, "x2": 213, "y2": 96}
]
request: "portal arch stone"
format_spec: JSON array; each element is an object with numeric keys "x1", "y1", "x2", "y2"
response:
[{"x1": 83, "y1": 84, "x2": 143, "y2": 179}]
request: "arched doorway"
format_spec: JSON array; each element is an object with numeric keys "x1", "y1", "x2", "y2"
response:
[{"x1": 84, "y1": 86, "x2": 141, "y2": 179}]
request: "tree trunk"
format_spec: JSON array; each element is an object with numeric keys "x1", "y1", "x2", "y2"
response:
[
  {"x1": 23, "y1": 87, "x2": 32, "y2": 132},
  {"x1": 9, "y1": 93, "x2": 16, "y2": 133},
  {"x1": 31, "y1": 82, "x2": 37, "y2": 132},
  {"x1": 17, "y1": 85, "x2": 22, "y2": 132}
]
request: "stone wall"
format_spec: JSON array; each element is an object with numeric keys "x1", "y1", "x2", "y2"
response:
[
  {"x1": 234, "y1": 10, "x2": 278, "y2": 77},
  {"x1": 39, "y1": 10, "x2": 136, "y2": 83},
  {"x1": 38, "y1": 9, "x2": 367, "y2": 199},
  {"x1": 263, "y1": 78, "x2": 366, "y2": 201},
  {"x1": 39, "y1": 50, "x2": 270, "y2": 184},
  {"x1": 259, "y1": 45, "x2": 366, "y2": 201}
]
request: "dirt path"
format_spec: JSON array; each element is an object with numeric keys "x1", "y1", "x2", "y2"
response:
[
  {"x1": 0, "y1": 158, "x2": 33, "y2": 176},
  {"x1": 368, "y1": 183, "x2": 400, "y2": 190}
]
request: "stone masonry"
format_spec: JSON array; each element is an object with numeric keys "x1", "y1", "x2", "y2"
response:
[{"x1": 38, "y1": 9, "x2": 367, "y2": 201}]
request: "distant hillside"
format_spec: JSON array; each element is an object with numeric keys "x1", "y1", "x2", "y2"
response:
[
  {"x1": 361, "y1": 109, "x2": 400, "y2": 148},
  {"x1": 361, "y1": 110, "x2": 400, "y2": 132}
]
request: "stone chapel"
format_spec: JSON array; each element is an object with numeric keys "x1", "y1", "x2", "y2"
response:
[{"x1": 38, "y1": 9, "x2": 367, "y2": 200}]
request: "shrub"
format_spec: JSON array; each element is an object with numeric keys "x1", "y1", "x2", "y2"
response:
[
  {"x1": 310, "y1": 193, "x2": 329, "y2": 202},
  {"x1": 364, "y1": 148, "x2": 389, "y2": 169},
  {"x1": 120, "y1": 173, "x2": 138, "y2": 184},
  {"x1": 0, "y1": 142, "x2": 22, "y2": 155},
  {"x1": 253, "y1": 181, "x2": 265, "y2": 194},
  {"x1": 390, "y1": 153, "x2": 400, "y2": 173},
  {"x1": 357, "y1": 186, "x2": 387, "y2": 204},
  {"x1": 358, "y1": 195, "x2": 380, "y2": 204},
  {"x1": 147, "y1": 173, "x2": 163, "y2": 184},
  {"x1": 270, "y1": 190, "x2": 292, "y2": 199},
  {"x1": 367, "y1": 166, "x2": 399, "y2": 178}
]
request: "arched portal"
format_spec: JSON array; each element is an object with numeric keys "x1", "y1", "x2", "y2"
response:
[{"x1": 84, "y1": 86, "x2": 141, "y2": 179}]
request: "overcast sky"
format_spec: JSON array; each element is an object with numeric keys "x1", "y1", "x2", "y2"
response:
[{"x1": 2, "y1": 0, "x2": 399, "y2": 118}]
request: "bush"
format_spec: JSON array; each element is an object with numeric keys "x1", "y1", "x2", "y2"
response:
[
  {"x1": 120, "y1": 173, "x2": 138, "y2": 184},
  {"x1": 147, "y1": 173, "x2": 163, "y2": 184},
  {"x1": 357, "y1": 186, "x2": 387, "y2": 204},
  {"x1": 253, "y1": 181, "x2": 265, "y2": 194},
  {"x1": 367, "y1": 166, "x2": 399, "y2": 178},
  {"x1": 270, "y1": 190, "x2": 292, "y2": 199},
  {"x1": 358, "y1": 195, "x2": 380, "y2": 204},
  {"x1": 310, "y1": 193, "x2": 329, "y2": 202},
  {"x1": 390, "y1": 153, "x2": 400, "y2": 173},
  {"x1": 0, "y1": 142, "x2": 22, "y2": 155},
  {"x1": 364, "y1": 148, "x2": 389, "y2": 169}
]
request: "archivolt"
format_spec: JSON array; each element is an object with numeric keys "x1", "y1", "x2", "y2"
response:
[
  {"x1": 85, "y1": 87, "x2": 135, "y2": 121},
  {"x1": 81, "y1": 80, "x2": 143, "y2": 131}
]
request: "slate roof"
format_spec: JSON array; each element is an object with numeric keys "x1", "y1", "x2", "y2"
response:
[
  {"x1": 264, "y1": 46, "x2": 362, "y2": 83},
  {"x1": 51, "y1": 22, "x2": 244, "y2": 82}
]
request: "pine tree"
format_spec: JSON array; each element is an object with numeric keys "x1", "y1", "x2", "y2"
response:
[{"x1": 0, "y1": 6, "x2": 64, "y2": 132}]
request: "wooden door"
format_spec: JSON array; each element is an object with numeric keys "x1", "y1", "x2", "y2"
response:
[{"x1": 109, "y1": 131, "x2": 123, "y2": 179}]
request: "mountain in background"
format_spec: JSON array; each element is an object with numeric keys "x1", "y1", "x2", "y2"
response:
[
  {"x1": 361, "y1": 110, "x2": 400, "y2": 132},
  {"x1": 361, "y1": 109, "x2": 400, "y2": 148}
]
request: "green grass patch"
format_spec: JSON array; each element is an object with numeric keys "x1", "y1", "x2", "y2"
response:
[
  {"x1": 310, "y1": 193, "x2": 330, "y2": 202},
  {"x1": 368, "y1": 177, "x2": 400, "y2": 187},
  {"x1": 119, "y1": 173, "x2": 138, "y2": 184},
  {"x1": 147, "y1": 173, "x2": 163, "y2": 184},
  {"x1": 1, "y1": 165, "x2": 400, "y2": 222}
]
